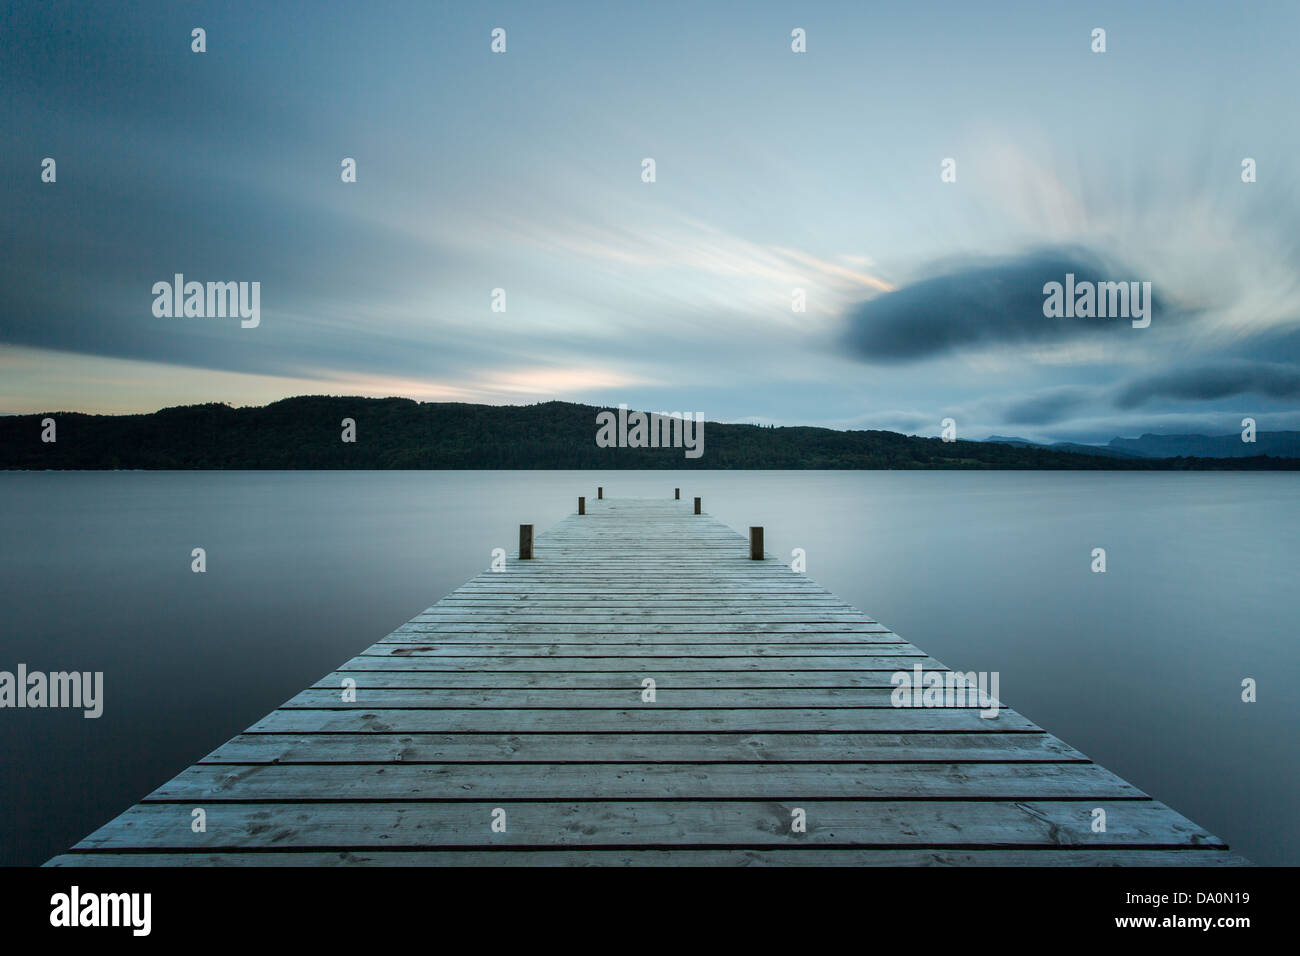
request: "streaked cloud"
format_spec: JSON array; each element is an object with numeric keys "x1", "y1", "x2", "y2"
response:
[{"x1": 1116, "y1": 362, "x2": 1300, "y2": 409}]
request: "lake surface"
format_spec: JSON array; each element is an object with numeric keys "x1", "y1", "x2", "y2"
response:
[{"x1": 1, "y1": 470, "x2": 1296, "y2": 866}]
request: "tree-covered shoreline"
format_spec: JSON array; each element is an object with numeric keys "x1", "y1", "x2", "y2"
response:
[{"x1": 3, "y1": 396, "x2": 1296, "y2": 470}]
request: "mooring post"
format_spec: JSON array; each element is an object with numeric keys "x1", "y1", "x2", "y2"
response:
[
  {"x1": 578, "y1": 496, "x2": 585, "y2": 515},
  {"x1": 694, "y1": 496, "x2": 701, "y2": 515},
  {"x1": 519, "y1": 524, "x2": 533, "y2": 559},
  {"x1": 750, "y1": 526, "x2": 764, "y2": 560},
  {"x1": 597, "y1": 487, "x2": 603, "y2": 499},
  {"x1": 675, "y1": 488, "x2": 680, "y2": 499}
]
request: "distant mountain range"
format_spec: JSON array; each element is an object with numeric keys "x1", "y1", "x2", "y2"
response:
[
  {"x1": 1108, "y1": 431, "x2": 1300, "y2": 459},
  {"x1": 984, "y1": 432, "x2": 1300, "y2": 460},
  {"x1": 2, "y1": 396, "x2": 1297, "y2": 470},
  {"x1": 983, "y1": 436, "x2": 1139, "y2": 459}
]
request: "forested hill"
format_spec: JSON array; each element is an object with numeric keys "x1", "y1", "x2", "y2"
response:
[{"x1": 1, "y1": 397, "x2": 1295, "y2": 470}]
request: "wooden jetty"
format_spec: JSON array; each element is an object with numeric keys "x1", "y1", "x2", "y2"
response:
[{"x1": 48, "y1": 495, "x2": 1245, "y2": 866}]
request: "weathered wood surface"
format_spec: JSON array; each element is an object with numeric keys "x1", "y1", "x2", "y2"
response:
[{"x1": 48, "y1": 496, "x2": 1243, "y2": 866}]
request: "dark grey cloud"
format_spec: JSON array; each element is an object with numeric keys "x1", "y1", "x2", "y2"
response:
[
  {"x1": 839, "y1": 248, "x2": 1166, "y2": 363},
  {"x1": 1116, "y1": 362, "x2": 1300, "y2": 409}
]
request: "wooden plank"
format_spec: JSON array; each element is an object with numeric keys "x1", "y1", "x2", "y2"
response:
[
  {"x1": 437, "y1": 598, "x2": 843, "y2": 604},
  {"x1": 337, "y1": 655, "x2": 941, "y2": 671},
  {"x1": 144, "y1": 762, "x2": 1143, "y2": 801},
  {"x1": 363, "y1": 645, "x2": 920, "y2": 656},
  {"x1": 247, "y1": 708, "x2": 1034, "y2": 734},
  {"x1": 198, "y1": 732, "x2": 1088, "y2": 764},
  {"x1": 380, "y1": 635, "x2": 906, "y2": 644},
  {"x1": 71, "y1": 800, "x2": 1225, "y2": 850},
  {"x1": 397, "y1": 613, "x2": 889, "y2": 625},
  {"x1": 390, "y1": 623, "x2": 896, "y2": 633},
  {"x1": 279, "y1": 688, "x2": 994, "y2": 708},
  {"x1": 315, "y1": 669, "x2": 946, "y2": 687},
  {"x1": 46, "y1": 848, "x2": 1254, "y2": 867}
]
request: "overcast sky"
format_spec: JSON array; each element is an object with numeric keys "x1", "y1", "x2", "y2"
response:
[{"x1": 3, "y1": 0, "x2": 1298, "y2": 442}]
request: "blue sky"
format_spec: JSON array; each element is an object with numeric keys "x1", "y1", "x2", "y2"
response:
[{"x1": 3, "y1": 0, "x2": 1298, "y2": 442}]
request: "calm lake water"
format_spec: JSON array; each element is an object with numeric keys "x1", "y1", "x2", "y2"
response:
[{"x1": 1, "y1": 470, "x2": 1296, "y2": 866}]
